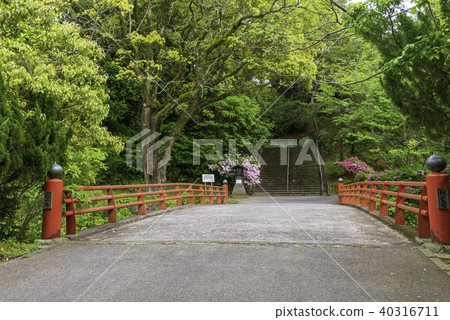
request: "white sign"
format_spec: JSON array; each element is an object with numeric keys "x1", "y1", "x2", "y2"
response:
[
  {"x1": 236, "y1": 179, "x2": 242, "y2": 184},
  {"x1": 202, "y1": 174, "x2": 215, "y2": 183}
]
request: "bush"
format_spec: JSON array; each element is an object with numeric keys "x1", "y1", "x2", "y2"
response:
[
  {"x1": 368, "y1": 167, "x2": 429, "y2": 182},
  {"x1": 354, "y1": 171, "x2": 371, "y2": 181},
  {"x1": 324, "y1": 161, "x2": 343, "y2": 178},
  {"x1": 0, "y1": 63, "x2": 69, "y2": 239},
  {"x1": 334, "y1": 157, "x2": 375, "y2": 175}
]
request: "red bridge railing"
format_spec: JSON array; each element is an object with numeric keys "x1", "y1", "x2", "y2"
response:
[
  {"x1": 42, "y1": 179, "x2": 228, "y2": 239},
  {"x1": 338, "y1": 181, "x2": 430, "y2": 238},
  {"x1": 338, "y1": 170, "x2": 450, "y2": 244}
]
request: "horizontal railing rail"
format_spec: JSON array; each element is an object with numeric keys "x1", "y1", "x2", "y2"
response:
[
  {"x1": 338, "y1": 181, "x2": 430, "y2": 238},
  {"x1": 43, "y1": 180, "x2": 228, "y2": 238}
]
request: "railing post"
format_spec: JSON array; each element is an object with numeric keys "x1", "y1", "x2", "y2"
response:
[
  {"x1": 354, "y1": 183, "x2": 361, "y2": 204},
  {"x1": 200, "y1": 185, "x2": 205, "y2": 204},
  {"x1": 209, "y1": 185, "x2": 214, "y2": 203},
  {"x1": 379, "y1": 183, "x2": 389, "y2": 216},
  {"x1": 338, "y1": 178, "x2": 343, "y2": 203},
  {"x1": 137, "y1": 187, "x2": 145, "y2": 215},
  {"x1": 345, "y1": 184, "x2": 351, "y2": 203},
  {"x1": 346, "y1": 184, "x2": 352, "y2": 204},
  {"x1": 42, "y1": 163, "x2": 64, "y2": 239},
  {"x1": 418, "y1": 185, "x2": 431, "y2": 238},
  {"x1": 351, "y1": 184, "x2": 357, "y2": 204},
  {"x1": 215, "y1": 186, "x2": 221, "y2": 203},
  {"x1": 176, "y1": 184, "x2": 182, "y2": 206},
  {"x1": 65, "y1": 193, "x2": 77, "y2": 235},
  {"x1": 394, "y1": 184, "x2": 406, "y2": 225},
  {"x1": 360, "y1": 182, "x2": 368, "y2": 207},
  {"x1": 108, "y1": 188, "x2": 117, "y2": 223},
  {"x1": 425, "y1": 154, "x2": 450, "y2": 244},
  {"x1": 368, "y1": 183, "x2": 377, "y2": 211},
  {"x1": 159, "y1": 185, "x2": 167, "y2": 210},
  {"x1": 223, "y1": 180, "x2": 228, "y2": 203},
  {"x1": 189, "y1": 185, "x2": 195, "y2": 204}
]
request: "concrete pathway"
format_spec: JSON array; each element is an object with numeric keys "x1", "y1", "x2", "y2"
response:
[{"x1": 0, "y1": 196, "x2": 449, "y2": 302}]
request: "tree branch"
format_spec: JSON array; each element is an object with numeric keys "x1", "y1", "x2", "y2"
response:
[{"x1": 314, "y1": 71, "x2": 384, "y2": 86}]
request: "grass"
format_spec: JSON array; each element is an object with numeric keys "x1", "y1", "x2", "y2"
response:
[{"x1": 0, "y1": 239, "x2": 40, "y2": 264}]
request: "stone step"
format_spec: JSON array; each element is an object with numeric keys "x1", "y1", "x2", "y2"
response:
[{"x1": 254, "y1": 147, "x2": 325, "y2": 195}]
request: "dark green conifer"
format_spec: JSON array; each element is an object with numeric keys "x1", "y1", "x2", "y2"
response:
[{"x1": 0, "y1": 63, "x2": 70, "y2": 238}]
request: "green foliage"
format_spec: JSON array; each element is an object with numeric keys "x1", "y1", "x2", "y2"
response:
[
  {"x1": 0, "y1": 238, "x2": 40, "y2": 263},
  {"x1": 313, "y1": 29, "x2": 442, "y2": 169},
  {"x1": 348, "y1": 0, "x2": 450, "y2": 139},
  {"x1": 0, "y1": 62, "x2": 70, "y2": 239},
  {"x1": 324, "y1": 162, "x2": 344, "y2": 178},
  {"x1": 354, "y1": 171, "x2": 370, "y2": 182},
  {"x1": 0, "y1": 0, "x2": 123, "y2": 185},
  {"x1": 96, "y1": 53, "x2": 145, "y2": 185},
  {"x1": 62, "y1": 0, "x2": 341, "y2": 182},
  {"x1": 166, "y1": 94, "x2": 273, "y2": 183},
  {"x1": 368, "y1": 166, "x2": 430, "y2": 183},
  {"x1": 75, "y1": 201, "x2": 135, "y2": 231}
]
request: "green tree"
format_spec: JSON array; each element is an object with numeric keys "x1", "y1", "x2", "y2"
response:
[
  {"x1": 166, "y1": 94, "x2": 274, "y2": 182},
  {"x1": 313, "y1": 31, "x2": 441, "y2": 169},
  {"x1": 347, "y1": 0, "x2": 450, "y2": 140},
  {"x1": 0, "y1": 0, "x2": 122, "y2": 185},
  {"x1": 63, "y1": 0, "x2": 342, "y2": 183},
  {"x1": 0, "y1": 63, "x2": 69, "y2": 238}
]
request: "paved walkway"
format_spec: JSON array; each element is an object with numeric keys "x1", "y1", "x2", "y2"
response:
[{"x1": 0, "y1": 197, "x2": 449, "y2": 301}]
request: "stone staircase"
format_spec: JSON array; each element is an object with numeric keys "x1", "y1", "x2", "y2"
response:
[{"x1": 253, "y1": 147, "x2": 326, "y2": 196}]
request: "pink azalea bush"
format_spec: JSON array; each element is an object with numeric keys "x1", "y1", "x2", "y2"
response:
[
  {"x1": 208, "y1": 154, "x2": 261, "y2": 186},
  {"x1": 334, "y1": 157, "x2": 375, "y2": 175}
]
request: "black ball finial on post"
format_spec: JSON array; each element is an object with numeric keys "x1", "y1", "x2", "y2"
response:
[
  {"x1": 48, "y1": 162, "x2": 63, "y2": 179},
  {"x1": 425, "y1": 154, "x2": 447, "y2": 173}
]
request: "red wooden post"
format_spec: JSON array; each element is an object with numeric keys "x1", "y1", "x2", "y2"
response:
[
  {"x1": 108, "y1": 188, "x2": 117, "y2": 223},
  {"x1": 379, "y1": 183, "x2": 389, "y2": 216},
  {"x1": 176, "y1": 184, "x2": 182, "y2": 206},
  {"x1": 360, "y1": 182, "x2": 368, "y2": 207},
  {"x1": 342, "y1": 185, "x2": 348, "y2": 203},
  {"x1": 65, "y1": 193, "x2": 77, "y2": 235},
  {"x1": 217, "y1": 186, "x2": 221, "y2": 203},
  {"x1": 200, "y1": 185, "x2": 205, "y2": 204},
  {"x1": 159, "y1": 185, "x2": 167, "y2": 210},
  {"x1": 222, "y1": 183, "x2": 228, "y2": 203},
  {"x1": 343, "y1": 185, "x2": 351, "y2": 203},
  {"x1": 208, "y1": 185, "x2": 214, "y2": 203},
  {"x1": 354, "y1": 183, "x2": 361, "y2": 204},
  {"x1": 351, "y1": 184, "x2": 357, "y2": 204},
  {"x1": 418, "y1": 185, "x2": 431, "y2": 238},
  {"x1": 346, "y1": 184, "x2": 352, "y2": 204},
  {"x1": 343, "y1": 184, "x2": 350, "y2": 204},
  {"x1": 338, "y1": 178, "x2": 344, "y2": 203},
  {"x1": 394, "y1": 184, "x2": 406, "y2": 225},
  {"x1": 189, "y1": 185, "x2": 195, "y2": 204},
  {"x1": 368, "y1": 183, "x2": 377, "y2": 211},
  {"x1": 137, "y1": 187, "x2": 145, "y2": 215},
  {"x1": 426, "y1": 170, "x2": 450, "y2": 244},
  {"x1": 42, "y1": 163, "x2": 64, "y2": 239}
]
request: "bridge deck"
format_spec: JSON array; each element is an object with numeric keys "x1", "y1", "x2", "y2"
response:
[{"x1": 0, "y1": 197, "x2": 449, "y2": 302}]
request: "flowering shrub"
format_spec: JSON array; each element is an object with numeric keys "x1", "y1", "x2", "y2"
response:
[
  {"x1": 368, "y1": 168, "x2": 427, "y2": 183},
  {"x1": 208, "y1": 154, "x2": 261, "y2": 186},
  {"x1": 334, "y1": 157, "x2": 374, "y2": 175}
]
